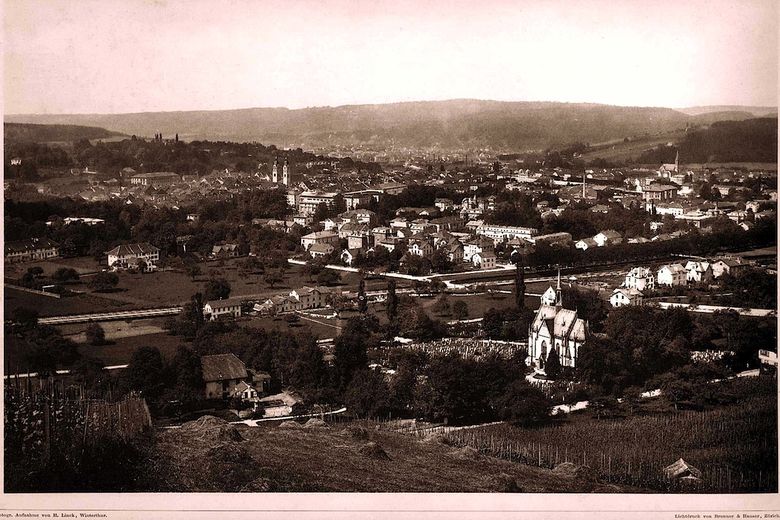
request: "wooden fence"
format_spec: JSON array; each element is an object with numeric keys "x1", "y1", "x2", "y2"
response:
[
  {"x1": 5, "y1": 283, "x2": 62, "y2": 298},
  {"x1": 4, "y1": 392, "x2": 153, "y2": 466}
]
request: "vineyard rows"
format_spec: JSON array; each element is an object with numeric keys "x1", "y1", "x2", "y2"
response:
[{"x1": 434, "y1": 396, "x2": 777, "y2": 493}]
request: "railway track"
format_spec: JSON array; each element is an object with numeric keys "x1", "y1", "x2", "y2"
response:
[{"x1": 38, "y1": 306, "x2": 183, "y2": 325}]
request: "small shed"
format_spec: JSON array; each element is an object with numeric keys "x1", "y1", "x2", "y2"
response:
[{"x1": 663, "y1": 458, "x2": 702, "y2": 480}]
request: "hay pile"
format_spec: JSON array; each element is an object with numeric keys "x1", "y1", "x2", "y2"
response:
[
  {"x1": 207, "y1": 442, "x2": 250, "y2": 464},
  {"x1": 339, "y1": 426, "x2": 369, "y2": 440},
  {"x1": 421, "y1": 433, "x2": 451, "y2": 445},
  {"x1": 552, "y1": 462, "x2": 596, "y2": 482},
  {"x1": 358, "y1": 442, "x2": 390, "y2": 460},
  {"x1": 157, "y1": 416, "x2": 258, "y2": 491},
  {"x1": 303, "y1": 418, "x2": 328, "y2": 429},
  {"x1": 180, "y1": 415, "x2": 244, "y2": 442},
  {"x1": 452, "y1": 446, "x2": 482, "y2": 461}
]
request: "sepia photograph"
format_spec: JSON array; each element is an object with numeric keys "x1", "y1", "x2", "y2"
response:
[{"x1": 2, "y1": 0, "x2": 778, "y2": 516}]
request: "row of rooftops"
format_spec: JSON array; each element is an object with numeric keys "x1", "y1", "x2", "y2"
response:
[
  {"x1": 206, "y1": 286, "x2": 335, "y2": 311},
  {"x1": 5, "y1": 237, "x2": 60, "y2": 255}
]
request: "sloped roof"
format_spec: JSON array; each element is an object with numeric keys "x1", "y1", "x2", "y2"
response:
[
  {"x1": 627, "y1": 267, "x2": 653, "y2": 278},
  {"x1": 643, "y1": 184, "x2": 677, "y2": 192},
  {"x1": 302, "y1": 231, "x2": 338, "y2": 240},
  {"x1": 716, "y1": 258, "x2": 743, "y2": 267},
  {"x1": 206, "y1": 297, "x2": 244, "y2": 309},
  {"x1": 105, "y1": 242, "x2": 159, "y2": 257},
  {"x1": 201, "y1": 353, "x2": 247, "y2": 382},
  {"x1": 259, "y1": 391, "x2": 302, "y2": 407},
  {"x1": 309, "y1": 243, "x2": 335, "y2": 253},
  {"x1": 663, "y1": 458, "x2": 702, "y2": 480},
  {"x1": 569, "y1": 319, "x2": 587, "y2": 341},
  {"x1": 231, "y1": 381, "x2": 254, "y2": 396},
  {"x1": 577, "y1": 238, "x2": 598, "y2": 247},
  {"x1": 340, "y1": 222, "x2": 369, "y2": 233},
  {"x1": 212, "y1": 243, "x2": 238, "y2": 253},
  {"x1": 553, "y1": 308, "x2": 578, "y2": 337},
  {"x1": 533, "y1": 304, "x2": 587, "y2": 342},
  {"x1": 532, "y1": 304, "x2": 558, "y2": 329},
  {"x1": 597, "y1": 229, "x2": 622, "y2": 239},
  {"x1": 660, "y1": 263, "x2": 686, "y2": 273},
  {"x1": 5, "y1": 237, "x2": 59, "y2": 254}
]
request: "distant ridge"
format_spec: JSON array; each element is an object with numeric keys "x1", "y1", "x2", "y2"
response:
[
  {"x1": 5, "y1": 99, "x2": 776, "y2": 151},
  {"x1": 4, "y1": 122, "x2": 125, "y2": 144},
  {"x1": 678, "y1": 105, "x2": 777, "y2": 117}
]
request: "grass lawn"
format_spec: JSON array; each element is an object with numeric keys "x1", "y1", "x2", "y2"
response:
[
  {"x1": 4, "y1": 287, "x2": 130, "y2": 318},
  {"x1": 78, "y1": 332, "x2": 186, "y2": 366},
  {"x1": 423, "y1": 292, "x2": 541, "y2": 320},
  {"x1": 3, "y1": 327, "x2": 183, "y2": 372},
  {"x1": 4, "y1": 256, "x2": 103, "y2": 280},
  {"x1": 112, "y1": 261, "x2": 359, "y2": 306},
  {"x1": 244, "y1": 314, "x2": 344, "y2": 339},
  {"x1": 57, "y1": 318, "x2": 168, "y2": 343}
]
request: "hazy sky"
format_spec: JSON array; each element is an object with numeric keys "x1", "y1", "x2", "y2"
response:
[{"x1": 4, "y1": 0, "x2": 778, "y2": 114}]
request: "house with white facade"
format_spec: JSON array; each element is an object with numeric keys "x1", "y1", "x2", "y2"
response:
[
  {"x1": 341, "y1": 248, "x2": 361, "y2": 266},
  {"x1": 575, "y1": 238, "x2": 598, "y2": 251},
  {"x1": 297, "y1": 191, "x2": 339, "y2": 216},
  {"x1": 540, "y1": 286, "x2": 557, "y2": 306},
  {"x1": 201, "y1": 353, "x2": 249, "y2": 400},
  {"x1": 463, "y1": 237, "x2": 494, "y2": 263},
  {"x1": 105, "y1": 242, "x2": 159, "y2": 271},
  {"x1": 338, "y1": 222, "x2": 371, "y2": 240},
  {"x1": 301, "y1": 231, "x2": 339, "y2": 251},
  {"x1": 407, "y1": 238, "x2": 433, "y2": 257},
  {"x1": 685, "y1": 261, "x2": 713, "y2": 284},
  {"x1": 308, "y1": 243, "x2": 336, "y2": 259},
  {"x1": 5, "y1": 238, "x2": 60, "y2": 264},
  {"x1": 593, "y1": 230, "x2": 623, "y2": 247},
  {"x1": 476, "y1": 224, "x2": 537, "y2": 244},
  {"x1": 204, "y1": 297, "x2": 243, "y2": 320},
  {"x1": 289, "y1": 286, "x2": 328, "y2": 309},
  {"x1": 657, "y1": 263, "x2": 687, "y2": 286},
  {"x1": 254, "y1": 286, "x2": 331, "y2": 315},
  {"x1": 610, "y1": 288, "x2": 643, "y2": 307},
  {"x1": 472, "y1": 251, "x2": 497, "y2": 269},
  {"x1": 231, "y1": 381, "x2": 260, "y2": 404},
  {"x1": 623, "y1": 267, "x2": 655, "y2": 291},
  {"x1": 711, "y1": 258, "x2": 748, "y2": 278}
]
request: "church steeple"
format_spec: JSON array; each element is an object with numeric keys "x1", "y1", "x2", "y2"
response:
[
  {"x1": 282, "y1": 157, "x2": 291, "y2": 186},
  {"x1": 271, "y1": 156, "x2": 279, "y2": 183}
]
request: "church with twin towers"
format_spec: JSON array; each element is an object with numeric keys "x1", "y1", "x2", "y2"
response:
[{"x1": 270, "y1": 156, "x2": 296, "y2": 186}]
